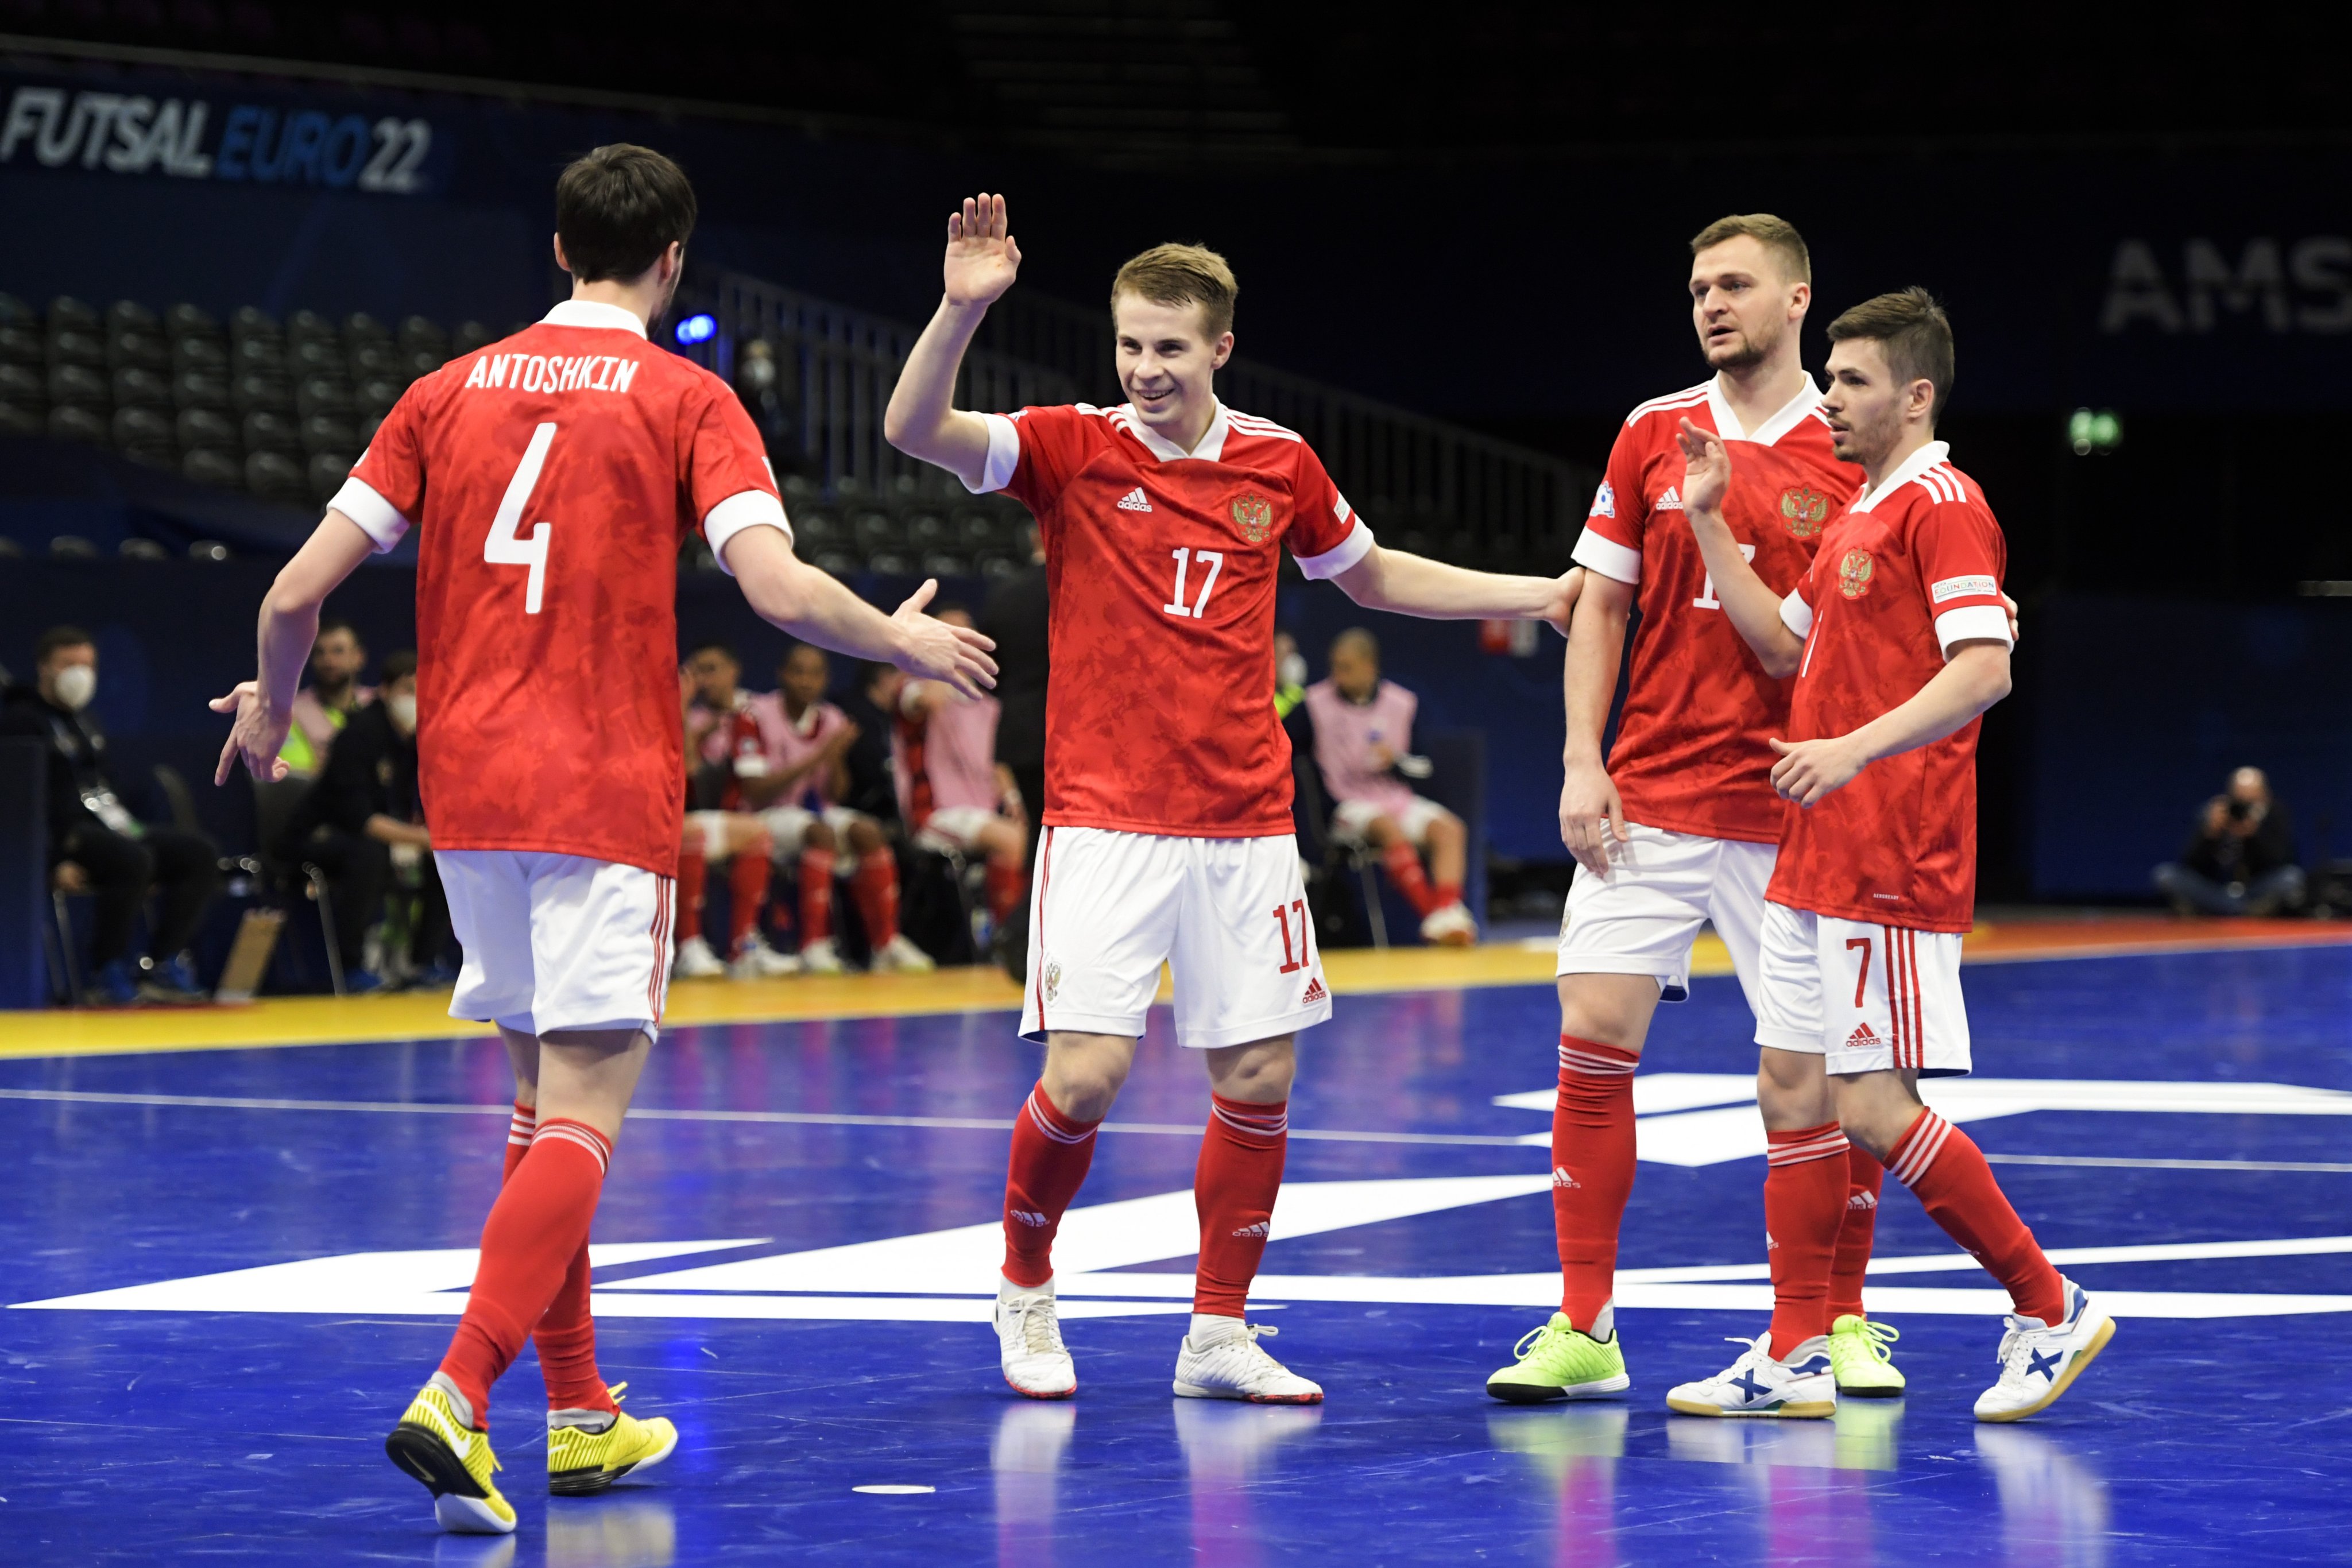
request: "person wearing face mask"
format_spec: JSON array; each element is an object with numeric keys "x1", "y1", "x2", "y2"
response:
[
  {"x1": 2, "y1": 625, "x2": 223, "y2": 1004},
  {"x1": 281, "y1": 649, "x2": 450, "y2": 990}
]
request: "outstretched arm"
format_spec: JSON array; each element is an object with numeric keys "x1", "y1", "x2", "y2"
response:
[
  {"x1": 1769, "y1": 641, "x2": 2010, "y2": 806},
  {"x1": 883, "y1": 193, "x2": 1024, "y2": 490},
  {"x1": 1332, "y1": 546, "x2": 1583, "y2": 634},
  {"x1": 1674, "y1": 419, "x2": 1805, "y2": 678},
  {"x1": 211, "y1": 510, "x2": 379, "y2": 783},
  {"x1": 725, "y1": 526, "x2": 997, "y2": 698}
]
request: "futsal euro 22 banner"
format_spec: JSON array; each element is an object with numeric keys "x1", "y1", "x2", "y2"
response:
[{"x1": 0, "y1": 79, "x2": 444, "y2": 196}]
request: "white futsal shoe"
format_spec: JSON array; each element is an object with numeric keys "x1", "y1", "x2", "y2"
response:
[
  {"x1": 1974, "y1": 1278, "x2": 2115, "y2": 1423},
  {"x1": 871, "y1": 933, "x2": 936, "y2": 974},
  {"x1": 1173, "y1": 1317, "x2": 1325, "y2": 1404},
  {"x1": 1666, "y1": 1332, "x2": 1836, "y2": 1419},
  {"x1": 1419, "y1": 901, "x2": 1477, "y2": 946},
  {"x1": 996, "y1": 1275, "x2": 1077, "y2": 1399},
  {"x1": 798, "y1": 936, "x2": 846, "y2": 977},
  {"x1": 729, "y1": 935, "x2": 800, "y2": 979},
  {"x1": 671, "y1": 935, "x2": 725, "y2": 979}
]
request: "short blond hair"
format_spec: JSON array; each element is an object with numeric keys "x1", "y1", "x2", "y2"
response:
[
  {"x1": 1689, "y1": 214, "x2": 1811, "y2": 285},
  {"x1": 1111, "y1": 243, "x2": 1238, "y2": 339}
]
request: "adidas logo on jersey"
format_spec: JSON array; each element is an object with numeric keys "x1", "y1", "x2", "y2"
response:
[
  {"x1": 1765, "y1": 1231, "x2": 1779, "y2": 1251},
  {"x1": 1655, "y1": 486, "x2": 1685, "y2": 511},
  {"x1": 1848, "y1": 1191, "x2": 1879, "y2": 1211},
  {"x1": 1846, "y1": 1021, "x2": 1883, "y2": 1048},
  {"x1": 1552, "y1": 1167, "x2": 1580, "y2": 1190},
  {"x1": 1009, "y1": 1209, "x2": 1049, "y2": 1228},
  {"x1": 1117, "y1": 486, "x2": 1152, "y2": 512},
  {"x1": 1301, "y1": 977, "x2": 1327, "y2": 1005},
  {"x1": 1231, "y1": 1221, "x2": 1270, "y2": 1239}
]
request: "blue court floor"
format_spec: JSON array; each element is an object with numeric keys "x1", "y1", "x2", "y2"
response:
[{"x1": 6, "y1": 942, "x2": 2351, "y2": 1564}]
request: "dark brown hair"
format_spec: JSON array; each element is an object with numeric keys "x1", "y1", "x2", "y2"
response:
[
  {"x1": 1827, "y1": 287, "x2": 1956, "y2": 423},
  {"x1": 555, "y1": 144, "x2": 698, "y2": 283}
]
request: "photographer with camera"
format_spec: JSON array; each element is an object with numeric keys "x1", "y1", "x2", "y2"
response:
[{"x1": 2154, "y1": 766, "x2": 2304, "y2": 917}]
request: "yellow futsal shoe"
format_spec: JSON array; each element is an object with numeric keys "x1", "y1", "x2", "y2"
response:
[
  {"x1": 1827, "y1": 1315, "x2": 1907, "y2": 1398},
  {"x1": 547, "y1": 1384, "x2": 678, "y2": 1497},
  {"x1": 384, "y1": 1373, "x2": 516, "y2": 1535}
]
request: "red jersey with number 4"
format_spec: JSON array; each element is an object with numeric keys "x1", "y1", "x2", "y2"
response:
[
  {"x1": 971, "y1": 401, "x2": 1371, "y2": 836},
  {"x1": 1767, "y1": 441, "x2": 2011, "y2": 932},
  {"x1": 1572, "y1": 376, "x2": 1848, "y2": 843},
  {"x1": 333, "y1": 300, "x2": 789, "y2": 876}
]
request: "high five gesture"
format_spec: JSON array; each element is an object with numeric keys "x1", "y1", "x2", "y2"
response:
[
  {"x1": 944, "y1": 193, "x2": 1023, "y2": 308},
  {"x1": 884, "y1": 191, "x2": 1025, "y2": 490}
]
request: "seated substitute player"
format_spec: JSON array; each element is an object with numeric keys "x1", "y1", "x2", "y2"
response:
[
  {"x1": 755, "y1": 641, "x2": 934, "y2": 974},
  {"x1": 1669, "y1": 287, "x2": 2113, "y2": 1423},
  {"x1": 213, "y1": 144, "x2": 995, "y2": 1536},
  {"x1": 1489, "y1": 215, "x2": 1909, "y2": 1407},
  {"x1": 1302, "y1": 627, "x2": 1476, "y2": 944},
  {"x1": 895, "y1": 604, "x2": 1028, "y2": 936},
  {"x1": 675, "y1": 642, "x2": 797, "y2": 981},
  {"x1": 884, "y1": 193, "x2": 1580, "y2": 1403}
]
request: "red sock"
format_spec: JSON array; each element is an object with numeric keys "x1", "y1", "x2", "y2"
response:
[
  {"x1": 1380, "y1": 839, "x2": 1441, "y2": 917},
  {"x1": 675, "y1": 848, "x2": 707, "y2": 943},
  {"x1": 1552, "y1": 1035, "x2": 1639, "y2": 1331},
  {"x1": 1827, "y1": 1143, "x2": 1884, "y2": 1322},
  {"x1": 726, "y1": 834, "x2": 771, "y2": 954},
  {"x1": 799, "y1": 847, "x2": 835, "y2": 947},
  {"x1": 850, "y1": 849, "x2": 900, "y2": 945},
  {"x1": 1885, "y1": 1110, "x2": 2066, "y2": 1325},
  {"x1": 1763, "y1": 1121, "x2": 1850, "y2": 1350},
  {"x1": 1001, "y1": 1084, "x2": 1101, "y2": 1287},
  {"x1": 1434, "y1": 882, "x2": 1463, "y2": 909},
  {"x1": 533, "y1": 1244, "x2": 612, "y2": 1415},
  {"x1": 986, "y1": 856, "x2": 1023, "y2": 927},
  {"x1": 502, "y1": 1101, "x2": 535, "y2": 1184},
  {"x1": 439, "y1": 1118, "x2": 612, "y2": 1427},
  {"x1": 1193, "y1": 1094, "x2": 1288, "y2": 1317}
]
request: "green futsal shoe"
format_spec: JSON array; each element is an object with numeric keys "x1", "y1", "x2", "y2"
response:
[
  {"x1": 1827, "y1": 1314, "x2": 1906, "y2": 1397},
  {"x1": 1486, "y1": 1304, "x2": 1631, "y2": 1404}
]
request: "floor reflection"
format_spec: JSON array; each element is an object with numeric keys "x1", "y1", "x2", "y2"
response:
[
  {"x1": 1488, "y1": 1406, "x2": 1626, "y2": 1568},
  {"x1": 993, "y1": 1400, "x2": 1078, "y2": 1568},
  {"x1": 1664, "y1": 1403, "x2": 1897, "y2": 1566},
  {"x1": 1975, "y1": 1424, "x2": 2111, "y2": 1567},
  {"x1": 543, "y1": 1496, "x2": 676, "y2": 1568},
  {"x1": 1175, "y1": 1400, "x2": 1324, "y2": 1568}
]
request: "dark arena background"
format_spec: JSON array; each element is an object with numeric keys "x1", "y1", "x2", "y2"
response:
[{"x1": 1, "y1": 5, "x2": 2347, "y2": 1563}]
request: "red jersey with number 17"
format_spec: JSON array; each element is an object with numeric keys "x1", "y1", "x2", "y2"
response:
[
  {"x1": 1572, "y1": 375, "x2": 1848, "y2": 843},
  {"x1": 970, "y1": 401, "x2": 1371, "y2": 837},
  {"x1": 1767, "y1": 441, "x2": 2012, "y2": 932},
  {"x1": 332, "y1": 300, "x2": 790, "y2": 876}
]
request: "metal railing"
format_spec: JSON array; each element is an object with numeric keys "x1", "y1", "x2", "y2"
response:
[{"x1": 691, "y1": 272, "x2": 1594, "y2": 559}]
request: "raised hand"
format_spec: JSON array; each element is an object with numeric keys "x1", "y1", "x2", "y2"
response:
[
  {"x1": 891, "y1": 579, "x2": 1000, "y2": 699},
  {"x1": 1673, "y1": 417, "x2": 1734, "y2": 517},
  {"x1": 943, "y1": 193, "x2": 1023, "y2": 308}
]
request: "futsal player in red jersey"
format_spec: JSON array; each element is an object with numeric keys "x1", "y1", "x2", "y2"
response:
[
  {"x1": 1491, "y1": 215, "x2": 1910, "y2": 1407},
  {"x1": 885, "y1": 194, "x2": 1583, "y2": 1403},
  {"x1": 1671, "y1": 287, "x2": 2114, "y2": 1422},
  {"x1": 213, "y1": 145, "x2": 995, "y2": 1534}
]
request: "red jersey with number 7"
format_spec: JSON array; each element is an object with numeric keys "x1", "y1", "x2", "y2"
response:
[
  {"x1": 331, "y1": 300, "x2": 790, "y2": 876},
  {"x1": 1767, "y1": 440, "x2": 2011, "y2": 932},
  {"x1": 968, "y1": 400, "x2": 1372, "y2": 837}
]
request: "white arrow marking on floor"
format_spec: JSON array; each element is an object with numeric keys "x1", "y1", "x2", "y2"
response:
[{"x1": 1487, "y1": 1074, "x2": 2352, "y2": 1166}]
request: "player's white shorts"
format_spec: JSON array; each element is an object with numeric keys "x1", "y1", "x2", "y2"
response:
[
  {"x1": 439, "y1": 849, "x2": 674, "y2": 1041},
  {"x1": 758, "y1": 804, "x2": 867, "y2": 857},
  {"x1": 1753, "y1": 900, "x2": 1972, "y2": 1077},
  {"x1": 915, "y1": 805, "x2": 1005, "y2": 854},
  {"x1": 1022, "y1": 826, "x2": 1332, "y2": 1050},
  {"x1": 1330, "y1": 795, "x2": 1453, "y2": 846},
  {"x1": 1554, "y1": 823, "x2": 1775, "y2": 1007}
]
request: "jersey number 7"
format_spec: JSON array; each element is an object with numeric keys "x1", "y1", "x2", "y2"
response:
[{"x1": 486, "y1": 421, "x2": 557, "y2": 614}]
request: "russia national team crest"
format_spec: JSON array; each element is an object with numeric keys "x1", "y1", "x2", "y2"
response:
[
  {"x1": 1839, "y1": 547, "x2": 1875, "y2": 599},
  {"x1": 1230, "y1": 491, "x2": 1273, "y2": 544},
  {"x1": 1043, "y1": 959, "x2": 1061, "y2": 1004},
  {"x1": 1779, "y1": 485, "x2": 1830, "y2": 538}
]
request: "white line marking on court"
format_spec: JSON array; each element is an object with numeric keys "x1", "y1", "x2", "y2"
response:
[
  {"x1": 853, "y1": 1485, "x2": 935, "y2": 1494},
  {"x1": 1987, "y1": 1153, "x2": 2352, "y2": 1174}
]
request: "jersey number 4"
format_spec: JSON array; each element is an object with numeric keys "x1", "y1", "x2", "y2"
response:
[
  {"x1": 486, "y1": 421, "x2": 558, "y2": 614},
  {"x1": 1162, "y1": 547, "x2": 1224, "y2": 620}
]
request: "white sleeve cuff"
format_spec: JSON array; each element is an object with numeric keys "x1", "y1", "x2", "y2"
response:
[
  {"x1": 1570, "y1": 529, "x2": 1641, "y2": 585},
  {"x1": 1780, "y1": 589, "x2": 1815, "y2": 640},
  {"x1": 1935, "y1": 603, "x2": 2013, "y2": 657},
  {"x1": 328, "y1": 475, "x2": 410, "y2": 553},
  {"x1": 705, "y1": 489, "x2": 794, "y2": 577},
  {"x1": 961, "y1": 413, "x2": 1021, "y2": 494},
  {"x1": 1294, "y1": 517, "x2": 1376, "y2": 579}
]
